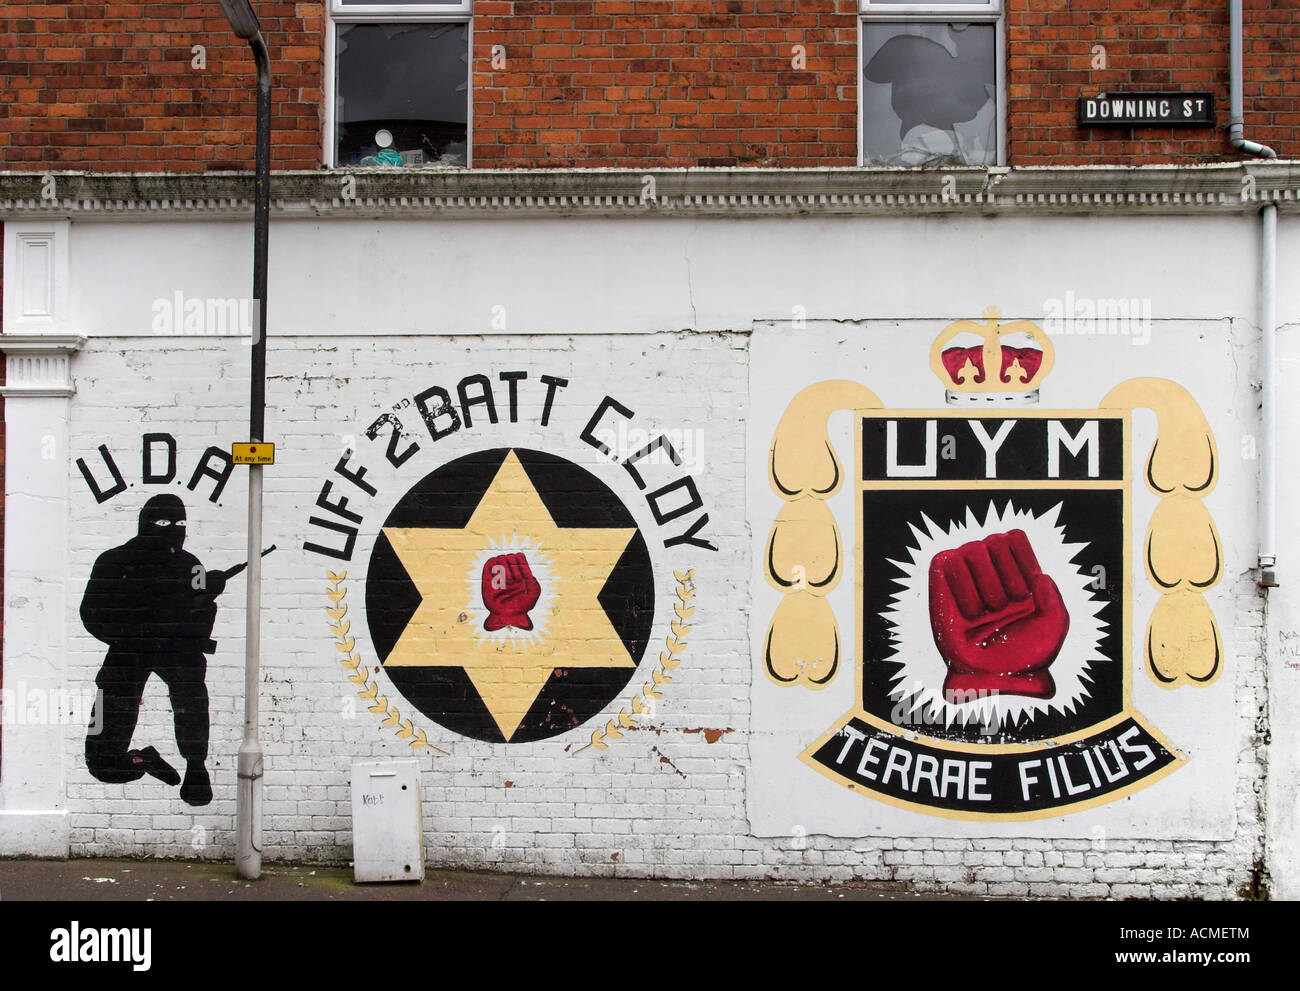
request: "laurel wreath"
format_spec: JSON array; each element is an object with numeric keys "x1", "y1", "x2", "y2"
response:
[
  {"x1": 573, "y1": 569, "x2": 695, "y2": 755},
  {"x1": 325, "y1": 570, "x2": 446, "y2": 754}
]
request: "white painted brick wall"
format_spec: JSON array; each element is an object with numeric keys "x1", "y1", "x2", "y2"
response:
[{"x1": 45, "y1": 328, "x2": 1267, "y2": 899}]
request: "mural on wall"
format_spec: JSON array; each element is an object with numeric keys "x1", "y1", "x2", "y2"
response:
[
  {"x1": 763, "y1": 310, "x2": 1222, "y2": 820},
  {"x1": 79, "y1": 497, "x2": 219, "y2": 806},
  {"x1": 75, "y1": 437, "x2": 269, "y2": 806},
  {"x1": 306, "y1": 371, "x2": 715, "y2": 750}
]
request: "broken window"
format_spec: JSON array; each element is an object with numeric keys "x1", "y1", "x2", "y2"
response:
[{"x1": 860, "y1": 2, "x2": 1002, "y2": 167}]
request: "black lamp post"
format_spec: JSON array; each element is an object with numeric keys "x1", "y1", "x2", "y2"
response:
[{"x1": 217, "y1": 0, "x2": 270, "y2": 881}]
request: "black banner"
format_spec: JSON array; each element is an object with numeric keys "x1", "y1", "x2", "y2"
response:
[
  {"x1": 861, "y1": 415, "x2": 1125, "y2": 482},
  {"x1": 808, "y1": 713, "x2": 1178, "y2": 816}
]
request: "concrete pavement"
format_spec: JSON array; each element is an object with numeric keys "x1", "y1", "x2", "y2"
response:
[{"x1": 0, "y1": 857, "x2": 975, "y2": 900}]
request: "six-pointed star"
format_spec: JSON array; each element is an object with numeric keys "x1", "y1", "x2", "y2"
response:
[{"x1": 383, "y1": 451, "x2": 638, "y2": 740}]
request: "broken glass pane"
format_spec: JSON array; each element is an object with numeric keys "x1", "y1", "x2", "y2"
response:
[
  {"x1": 861, "y1": 21, "x2": 996, "y2": 167},
  {"x1": 336, "y1": 22, "x2": 469, "y2": 167}
]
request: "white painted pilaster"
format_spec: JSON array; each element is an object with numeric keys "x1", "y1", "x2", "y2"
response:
[{"x1": 0, "y1": 219, "x2": 83, "y2": 853}]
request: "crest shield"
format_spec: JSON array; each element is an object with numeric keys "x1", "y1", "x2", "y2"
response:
[{"x1": 763, "y1": 311, "x2": 1222, "y2": 820}]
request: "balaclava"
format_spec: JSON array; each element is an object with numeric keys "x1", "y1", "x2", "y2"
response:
[{"x1": 138, "y1": 494, "x2": 187, "y2": 552}]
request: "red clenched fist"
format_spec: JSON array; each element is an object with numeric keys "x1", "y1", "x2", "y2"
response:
[
  {"x1": 928, "y1": 529, "x2": 1069, "y2": 700},
  {"x1": 482, "y1": 553, "x2": 541, "y2": 631}
]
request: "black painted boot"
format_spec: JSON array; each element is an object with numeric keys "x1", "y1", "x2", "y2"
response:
[
  {"x1": 180, "y1": 761, "x2": 212, "y2": 807},
  {"x1": 131, "y1": 746, "x2": 180, "y2": 787}
]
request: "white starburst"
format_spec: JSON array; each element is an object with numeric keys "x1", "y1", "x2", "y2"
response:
[
  {"x1": 464, "y1": 533, "x2": 556, "y2": 650},
  {"x1": 881, "y1": 501, "x2": 1109, "y2": 732}
]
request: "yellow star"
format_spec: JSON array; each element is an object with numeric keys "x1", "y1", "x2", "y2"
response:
[{"x1": 382, "y1": 451, "x2": 638, "y2": 741}]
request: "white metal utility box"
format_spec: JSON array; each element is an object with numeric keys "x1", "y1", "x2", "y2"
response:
[{"x1": 350, "y1": 759, "x2": 425, "y2": 883}]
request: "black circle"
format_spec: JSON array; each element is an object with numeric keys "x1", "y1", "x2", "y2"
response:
[{"x1": 365, "y1": 448, "x2": 655, "y2": 743}]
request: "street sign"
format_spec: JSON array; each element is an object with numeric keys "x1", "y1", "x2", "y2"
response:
[
  {"x1": 232, "y1": 442, "x2": 275, "y2": 465},
  {"x1": 1079, "y1": 92, "x2": 1213, "y2": 126}
]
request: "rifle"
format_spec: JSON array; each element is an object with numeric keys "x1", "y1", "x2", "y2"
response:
[
  {"x1": 198, "y1": 546, "x2": 277, "y2": 653},
  {"x1": 214, "y1": 544, "x2": 277, "y2": 583}
]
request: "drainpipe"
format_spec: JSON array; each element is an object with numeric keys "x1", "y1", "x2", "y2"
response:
[
  {"x1": 1229, "y1": 0, "x2": 1277, "y2": 161},
  {"x1": 1259, "y1": 203, "x2": 1277, "y2": 587},
  {"x1": 1230, "y1": 0, "x2": 1279, "y2": 587}
]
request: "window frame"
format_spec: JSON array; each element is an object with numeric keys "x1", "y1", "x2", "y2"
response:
[
  {"x1": 329, "y1": 0, "x2": 472, "y2": 20},
  {"x1": 859, "y1": 0, "x2": 1001, "y2": 17},
  {"x1": 323, "y1": 2, "x2": 474, "y2": 169},
  {"x1": 857, "y1": 2, "x2": 1006, "y2": 167}
]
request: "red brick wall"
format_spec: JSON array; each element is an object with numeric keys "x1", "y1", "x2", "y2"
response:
[
  {"x1": 0, "y1": 2, "x2": 1296, "y2": 168},
  {"x1": 1008, "y1": 0, "x2": 1297, "y2": 163},
  {"x1": 471, "y1": 0, "x2": 859, "y2": 167},
  {"x1": 0, "y1": 2, "x2": 324, "y2": 171}
]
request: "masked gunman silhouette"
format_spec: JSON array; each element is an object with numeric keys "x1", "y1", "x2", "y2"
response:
[{"x1": 81, "y1": 495, "x2": 236, "y2": 807}]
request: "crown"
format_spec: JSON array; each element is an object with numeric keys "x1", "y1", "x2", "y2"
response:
[{"x1": 929, "y1": 307, "x2": 1055, "y2": 406}]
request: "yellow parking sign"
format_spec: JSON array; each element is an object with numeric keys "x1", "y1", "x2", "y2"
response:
[{"x1": 232, "y1": 442, "x2": 275, "y2": 465}]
